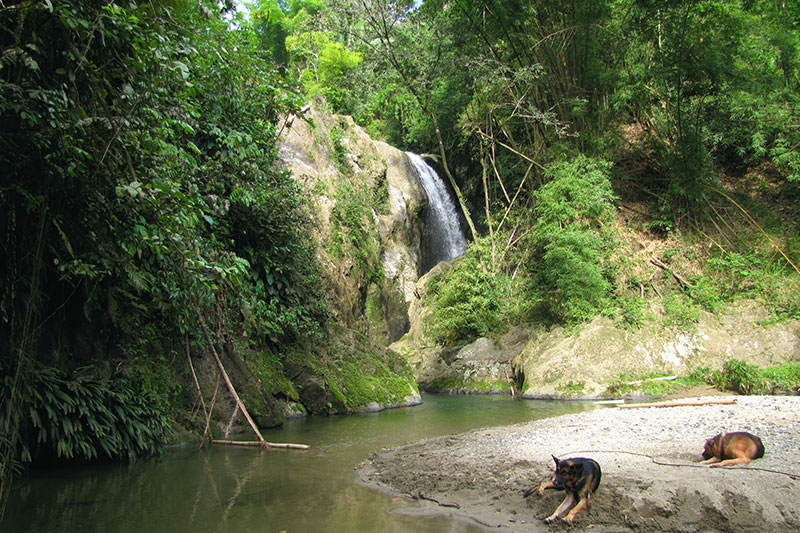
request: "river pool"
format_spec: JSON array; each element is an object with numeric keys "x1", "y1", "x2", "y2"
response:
[{"x1": 4, "y1": 394, "x2": 595, "y2": 532}]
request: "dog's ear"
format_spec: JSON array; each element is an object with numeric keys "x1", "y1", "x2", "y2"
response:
[{"x1": 551, "y1": 454, "x2": 560, "y2": 466}]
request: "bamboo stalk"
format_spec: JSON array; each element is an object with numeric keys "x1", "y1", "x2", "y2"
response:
[
  {"x1": 619, "y1": 399, "x2": 736, "y2": 410},
  {"x1": 211, "y1": 440, "x2": 310, "y2": 450},
  {"x1": 199, "y1": 375, "x2": 220, "y2": 449},
  {"x1": 196, "y1": 309, "x2": 268, "y2": 449},
  {"x1": 705, "y1": 184, "x2": 800, "y2": 276},
  {"x1": 185, "y1": 337, "x2": 208, "y2": 422}
]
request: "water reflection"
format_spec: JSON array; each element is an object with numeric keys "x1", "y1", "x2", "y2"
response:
[{"x1": 5, "y1": 394, "x2": 596, "y2": 532}]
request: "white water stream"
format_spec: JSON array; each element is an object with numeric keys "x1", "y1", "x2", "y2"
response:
[{"x1": 406, "y1": 153, "x2": 467, "y2": 269}]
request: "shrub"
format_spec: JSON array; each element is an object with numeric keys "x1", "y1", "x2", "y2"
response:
[
  {"x1": 705, "y1": 359, "x2": 800, "y2": 395},
  {"x1": 529, "y1": 155, "x2": 618, "y2": 324},
  {"x1": 617, "y1": 295, "x2": 647, "y2": 329},
  {"x1": 662, "y1": 293, "x2": 700, "y2": 330},
  {"x1": 429, "y1": 253, "x2": 508, "y2": 345},
  {"x1": 1, "y1": 365, "x2": 172, "y2": 469}
]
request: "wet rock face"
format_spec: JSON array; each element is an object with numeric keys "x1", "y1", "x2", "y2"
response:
[
  {"x1": 263, "y1": 113, "x2": 425, "y2": 415},
  {"x1": 276, "y1": 107, "x2": 426, "y2": 345}
]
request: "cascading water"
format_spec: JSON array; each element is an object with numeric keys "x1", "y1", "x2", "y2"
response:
[{"x1": 406, "y1": 152, "x2": 468, "y2": 272}]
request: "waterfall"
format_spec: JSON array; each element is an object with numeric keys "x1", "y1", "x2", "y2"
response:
[{"x1": 406, "y1": 152, "x2": 468, "y2": 271}]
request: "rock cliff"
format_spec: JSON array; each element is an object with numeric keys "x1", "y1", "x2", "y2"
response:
[
  {"x1": 514, "y1": 300, "x2": 800, "y2": 398},
  {"x1": 276, "y1": 105, "x2": 426, "y2": 343}
]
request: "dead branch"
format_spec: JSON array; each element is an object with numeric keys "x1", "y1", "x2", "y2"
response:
[
  {"x1": 199, "y1": 374, "x2": 220, "y2": 449},
  {"x1": 650, "y1": 256, "x2": 693, "y2": 289},
  {"x1": 211, "y1": 440, "x2": 310, "y2": 450},
  {"x1": 186, "y1": 338, "x2": 207, "y2": 422},
  {"x1": 619, "y1": 399, "x2": 736, "y2": 410},
  {"x1": 196, "y1": 308, "x2": 268, "y2": 449}
]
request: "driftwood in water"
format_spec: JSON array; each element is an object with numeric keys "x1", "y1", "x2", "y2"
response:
[
  {"x1": 619, "y1": 398, "x2": 736, "y2": 409},
  {"x1": 211, "y1": 439, "x2": 310, "y2": 450}
]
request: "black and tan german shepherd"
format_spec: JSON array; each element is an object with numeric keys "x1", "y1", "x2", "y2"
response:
[
  {"x1": 701, "y1": 431, "x2": 764, "y2": 467},
  {"x1": 523, "y1": 455, "x2": 601, "y2": 523}
]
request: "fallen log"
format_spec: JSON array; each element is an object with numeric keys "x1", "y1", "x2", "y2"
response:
[
  {"x1": 211, "y1": 439, "x2": 310, "y2": 450},
  {"x1": 619, "y1": 398, "x2": 736, "y2": 409}
]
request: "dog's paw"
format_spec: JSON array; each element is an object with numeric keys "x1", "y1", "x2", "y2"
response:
[{"x1": 544, "y1": 515, "x2": 558, "y2": 523}]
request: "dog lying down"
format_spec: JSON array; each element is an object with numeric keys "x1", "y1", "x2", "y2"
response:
[
  {"x1": 523, "y1": 455, "x2": 601, "y2": 523},
  {"x1": 701, "y1": 431, "x2": 765, "y2": 467}
]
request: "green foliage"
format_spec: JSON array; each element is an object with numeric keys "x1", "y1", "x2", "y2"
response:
[
  {"x1": 617, "y1": 295, "x2": 648, "y2": 329},
  {"x1": 285, "y1": 29, "x2": 363, "y2": 112},
  {"x1": 615, "y1": 0, "x2": 800, "y2": 221},
  {"x1": 714, "y1": 359, "x2": 762, "y2": 394},
  {"x1": 698, "y1": 251, "x2": 800, "y2": 319},
  {"x1": 423, "y1": 376, "x2": 510, "y2": 394},
  {"x1": 528, "y1": 155, "x2": 618, "y2": 324},
  {"x1": 329, "y1": 178, "x2": 383, "y2": 284},
  {"x1": 606, "y1": 372, "x2": 703, "y2": 397},
  {"x1": 686, "y1": 275, "x2": 725, "y2": 313},
  {"x1": 1, "y1": 365, "x2": 171, "y2": 467},
  {"x1": 699, "y1": 359, "x2": 800, "y2": 395},
  {"x1": 428, "y1": 250, "x2": 513, "y2": 345},
  {"x1": 327, "y1": 122, "x2": 351, "y2": 175},
  {"x1": 556, "y1": 381, "x2": 587, "y2": 396},
  {"x1": 0, "y1": 0, "x2": 331, "y2": 479},
  {"x1": 227, "y1": 168, "x2": 327, "y2": 342},
  {"x1": 245, "y1": 346, "x2": 299, "y2": 401},
  {"x1": 662, "y1": 293, "x2": 701, "y2": 330},
  {"x1": 125, "y1": 352, "x2": 182, "y2": 415}
]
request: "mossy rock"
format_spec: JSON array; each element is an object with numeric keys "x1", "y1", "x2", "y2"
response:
[{"x1": 282, "y1": 324, "x2": 420, "y2": 415}]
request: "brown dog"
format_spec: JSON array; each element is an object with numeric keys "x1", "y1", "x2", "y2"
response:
[
  {"x1": 701, "y1": 431, "x2": 764, "y2": 467},
  {"x1": 523, "y1": 455, "x2": 601, "y2": 523}
]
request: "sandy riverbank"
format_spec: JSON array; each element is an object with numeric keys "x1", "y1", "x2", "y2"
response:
[{"x1": 355, "y1": 395, "x2": 800, "y2": 532}]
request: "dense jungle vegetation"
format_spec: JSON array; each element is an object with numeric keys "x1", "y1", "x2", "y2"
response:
[{"x1": 2, "y1": 0, "x2": 799, "y2": 517}]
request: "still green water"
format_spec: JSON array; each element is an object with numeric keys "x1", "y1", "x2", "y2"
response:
[{"x1": 5, "y1": 394, "x2": 593, "y2": 533}]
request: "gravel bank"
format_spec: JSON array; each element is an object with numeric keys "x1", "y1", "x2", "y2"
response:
[{"x1": 355, "y1": 395, "x2": 800, "y2": 532}]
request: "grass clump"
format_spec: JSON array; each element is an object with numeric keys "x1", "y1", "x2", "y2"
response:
[
  {"x1": 606, "y1": 372, "x2": 703, "y2": 397},
  {"x1": 697, "y1": 359, "x2": 800, "y2": 395}
]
